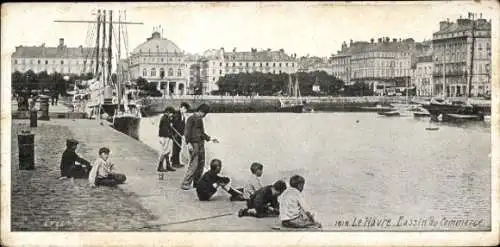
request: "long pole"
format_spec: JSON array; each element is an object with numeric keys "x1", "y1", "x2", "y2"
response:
[
  {"x1": 442, "y1": 44, "x2": 446, "y2": 98},
  {"x1": 95, "y1": 10, "x2": 101, "y2": 78},
  {"x1": 108, "y1": 11, "x2": 113, "y2": 85},
  {"x1": 117, "y1": 11, "x2": 121, "y2": 112},
  {"x1": 102, "y1": 10, "x2": 106, "y2": 85},
  {"x1": 468, "y1": 15, "x2": 475, "y2": 98}
]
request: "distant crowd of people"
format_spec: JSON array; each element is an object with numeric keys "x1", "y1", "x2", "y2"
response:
[{"x1": 57, "y1": 102, "x2": 321, "y2": 229}]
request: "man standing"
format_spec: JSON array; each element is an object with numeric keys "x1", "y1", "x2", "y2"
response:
[
  {"x1": 171, "y1": 102, "x2": 190, "y2": 168},
  {"x1": 181, "y1": 104, "x2": 218, "y2": 190},
  {"x1": 157, "y1": 107, "x2": 177, "y2": 172}
]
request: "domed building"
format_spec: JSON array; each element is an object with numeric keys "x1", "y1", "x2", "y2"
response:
[{"x1": 129, "y1": 31, "x2": 188, "y2": 95}]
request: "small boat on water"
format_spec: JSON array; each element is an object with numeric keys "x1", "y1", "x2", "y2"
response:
[
  {"x1": 278, "y1": 73, "x2": 305, "y2": 113},
  {"x1": 442, "y1": 113, "x2": 484, "y2": 122},
  {"x1": 378, "y1": 110, "x2": 400, "y2": 117},
  {"x1": 425, "y1": 127, "x2": 439, "y2": 131},
  {"x1": 413, "y1": 111, "x2": 431, "y2": 117}
]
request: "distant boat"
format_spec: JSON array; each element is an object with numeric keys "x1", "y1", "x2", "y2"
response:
[
  {"x1": 279, "y1": 73, "x2": 305, "y2": 113},
  {"x1": 442, "y1": 113, "x2": 484, "y2": 122},
  {"x1": 425, "y1": 127, "x2": 439, "y2": 131},
  {"x1": 378, "y1": 110, "x2": 400, "y2": 117}
]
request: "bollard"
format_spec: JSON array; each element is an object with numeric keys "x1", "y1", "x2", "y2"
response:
[
  {"x1": 38, "y1": 95, "x2": 50, "y2": 120},
  {"x1": 18, "y1": 130, "x2": 35, "y2": 170},
  {"x1": 30, "y1": 110, "x2": 38, "y2": 127}
]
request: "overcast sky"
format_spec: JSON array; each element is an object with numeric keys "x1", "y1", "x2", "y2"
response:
[{"x1": 1, "y1": 2, "x2": 497, "y2": 58}]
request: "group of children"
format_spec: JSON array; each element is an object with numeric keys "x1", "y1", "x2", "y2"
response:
[
  {"x1": 58, "y1": 139, "x2": 126, "y2": 188},
  {"x1": 195, "y1": 159, "x2": 322, "y2": 229},
  {"x1": 58, "y1": 136, "x2": 321, "y2": 230}
]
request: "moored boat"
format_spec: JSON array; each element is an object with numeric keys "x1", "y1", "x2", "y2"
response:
[{"x1": 378, "y1": 110, "x2": 400, "y2": 117}]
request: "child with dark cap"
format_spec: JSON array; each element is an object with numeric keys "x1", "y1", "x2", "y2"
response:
[
  {"x1": 88, "y1": 147, "x2": 127, "y2": 187},
  {"x1": 195, "y1": 159, "x2": 244, "y2": 201},
  {"x1": 59, "y1": 139, "x2": 91, "y2": 180},
  {"x1": 238, "y1": 180, "x2": 287, "y2": 218}
]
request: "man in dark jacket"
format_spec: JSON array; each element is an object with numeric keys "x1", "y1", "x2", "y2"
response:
[
  {"x1": 170, "y1": 102, "x2": 190, "y2": 168},
  {"x1": 181, "y1": 104, "x2": 218, "y2": 190},
  {"x1": 157, "y1": 107, "x2": 176, "y2": 172},
  {"x1": 238, "y1": 180, "x2": 287, "y2": 218},
  {"x1": 59, "y1": 139, "x2": 91, "y2": 180}
]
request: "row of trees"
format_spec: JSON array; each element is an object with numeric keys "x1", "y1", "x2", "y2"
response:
[
  {"x1": 214, "y1": 71, "x2": 372, "y2": 96},
  {"x1": 11, "y1": 70, "x2": 95, "y2": 96}
]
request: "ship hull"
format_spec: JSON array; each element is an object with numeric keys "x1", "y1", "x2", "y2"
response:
[
  {"x1": 113, "y1": 115, "x2": 141, "y2": 140},
  {"x1": 278, "y1": 104, "x2": 304, "y2": 113}
]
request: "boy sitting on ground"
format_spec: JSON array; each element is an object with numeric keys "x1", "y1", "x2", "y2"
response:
[
  {"x1": 239, "y1": 162, "x2": 264, "y2": 200},
  {"x1": 59, "y1": 139, "x2": 92, "y2": 180},
  {"x1": 196, "y1": 159, "x2": 245, "y2": 201},
  {"x1": 238, "y1": 180, "x2": 287, "y2": 218},
  {"x1": 278, "y1": 175, "x2": 322, "y2": 229},
  {"x1": 88, "y1": 147, "x2": 127, "y2": 187}
]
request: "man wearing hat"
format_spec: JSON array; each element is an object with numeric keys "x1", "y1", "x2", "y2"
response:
[{"x1": 59, "y1": 139, "x2": 92, "y2": 180}]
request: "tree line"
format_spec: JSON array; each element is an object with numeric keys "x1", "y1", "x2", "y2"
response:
[
  {"x1": 213, "y1": 71, "x2": 373, "y2": 96},
  {"x1": 11, "y1": 70, "x2": 94, "y2": 96}
]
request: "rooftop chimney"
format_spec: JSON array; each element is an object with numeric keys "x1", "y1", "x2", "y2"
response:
[{"x1": 59, "y1": 38, "x2": 64, "y2": 47}]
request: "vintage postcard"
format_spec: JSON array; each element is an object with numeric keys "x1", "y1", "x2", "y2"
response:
[{"x1": 1, "y1": 1, "x2": 498, "y2": 246}]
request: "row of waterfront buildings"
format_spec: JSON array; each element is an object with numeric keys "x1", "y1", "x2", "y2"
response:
[{"x1": 11, "y1": 13, "x2": 491, "y2": 97}]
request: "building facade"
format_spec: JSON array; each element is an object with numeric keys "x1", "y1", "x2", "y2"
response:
[
  {"x1": 11, "y1": 38, "x2": 100, "y2": 75},
  {"x1": 198, "y1": 48, "x2": 299, "y2": 94},
  {"x1": 432, "y1": 14, "x2": 491, "y2": 97},
  {"x1": 330, "y1": 42, "x2": 352, "y2": 85},
  {"x1": 412, "y1": 41, "x2": 434, "y2": 96},
  {"x1": 128, "y1": 31, "x2": 188, "y2": 95}
]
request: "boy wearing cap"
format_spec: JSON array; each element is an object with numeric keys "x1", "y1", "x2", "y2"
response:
[
  {"x1": 59, "y1": 139, "x2": 91, "y2": 180},
  {"x1": 157, "y1": 106, "x2": 177, "y2": 172}
]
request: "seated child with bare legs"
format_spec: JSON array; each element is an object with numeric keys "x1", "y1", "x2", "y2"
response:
[
  {"x1": 196, "y1": 159, "x2": 245, "y2": 201},
  {"x1": 59, "y1": 139, "x2": 92, "y2": 180},
  {"x1": 278, "y1": 175, "x2": 322, "y2": 229},
  {"x1": 238, "y1": 180, "x2": 287, "y2": 218},
  {"x1": 88, "y1": 147, "x2": 127, "y2": 187},
  {"x1": 236, "y1": 162, "x2": 264, "y2": 201}
]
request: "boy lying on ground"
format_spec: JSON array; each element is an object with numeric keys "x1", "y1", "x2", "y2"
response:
[{"x1": 238, "y1": 180, "x2": 287, "y2": 218}]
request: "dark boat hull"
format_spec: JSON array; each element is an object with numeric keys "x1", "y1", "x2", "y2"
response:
[
  {"x1": 378, "y1": 111, "x2": 400, "y2": 117},
  {"x1": 278, "y1": 105, "x2": 304, "y2": 113},
  {"x1": 442, "y1": 113, "x2": 484, "y2": 123},
  {"x1": 421, "y1": 103, "x2": 478, "y2": 116},
  {"x1": 113, "y1": 116, "x2": 141, "y2": 140}
]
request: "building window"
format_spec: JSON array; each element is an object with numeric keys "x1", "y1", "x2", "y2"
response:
[
  {"x1": 226, "y1": 63, "x2": 229, "y2": 67},
  {"x1": 61, "y1": 60, "x2": 64, "y2": 65},
  {"x1": 213, "y1": 77, "x2": 215, "y2": 81},
  {"x1": 266, "y1": 63, "x2": 269, "y2": 66},
  {"x1": 14, "y1": 60, "x2": 17, "y2": 64},
  {"x1": 220, "y1": 70, "x2": 222, "y2": 75},
  {"x1": 168, "y1": 68, "x2": 174, "y2": 76},
  {"x1": 37, "y1": 60, "x2": 40, "y2": 64},
  {"x1": 177, "y1": 69, "x2": 182, "y2": 77},
  {"x1": 142, "y1": 68, "x2": 147, "y2": 76},
  {"x1": 160, "y1": 68, "x2": 165, "y2": 78},
  {"x1": 279, "y1": 63, "x2": 282, "y2": 67},
  {"x1": 233, "y1": 63, "x2": 235, "y2": 67},
  {"x1": 161, "y1": 58, "x2": 164, "y2": 62},
  {"x1": 273, "y1": 63, "x2": 276, "y2": 67},
  {"x1": 220, "y1": 62, "x2": 223, "y2": 66},
  {"x1": 151, "y1": 68, "x2": 156, "y2": 77},
  {"x1": 239, "y1": 62, "x2": 242, "y2": 66},
  {"x1": 286, "y1": 63, "x2": 288, "y2": 67},
  {"x1": 260, "y1": 63, "x2": 262, "y2": 67}
]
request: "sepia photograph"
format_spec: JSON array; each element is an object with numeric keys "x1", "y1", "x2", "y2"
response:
[{"x1": 1, "y1": 1, "x2": 498, "y2": 246}]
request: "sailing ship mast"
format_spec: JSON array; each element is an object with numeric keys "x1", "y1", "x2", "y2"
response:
[{"x1": 467, "y1": 13, "x2": 476, "y2": 99}]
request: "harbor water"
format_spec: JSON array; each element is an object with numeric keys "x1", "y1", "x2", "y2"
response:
[{"x1": 137, "y1": 112, "x2": 491, "y2": 230}]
